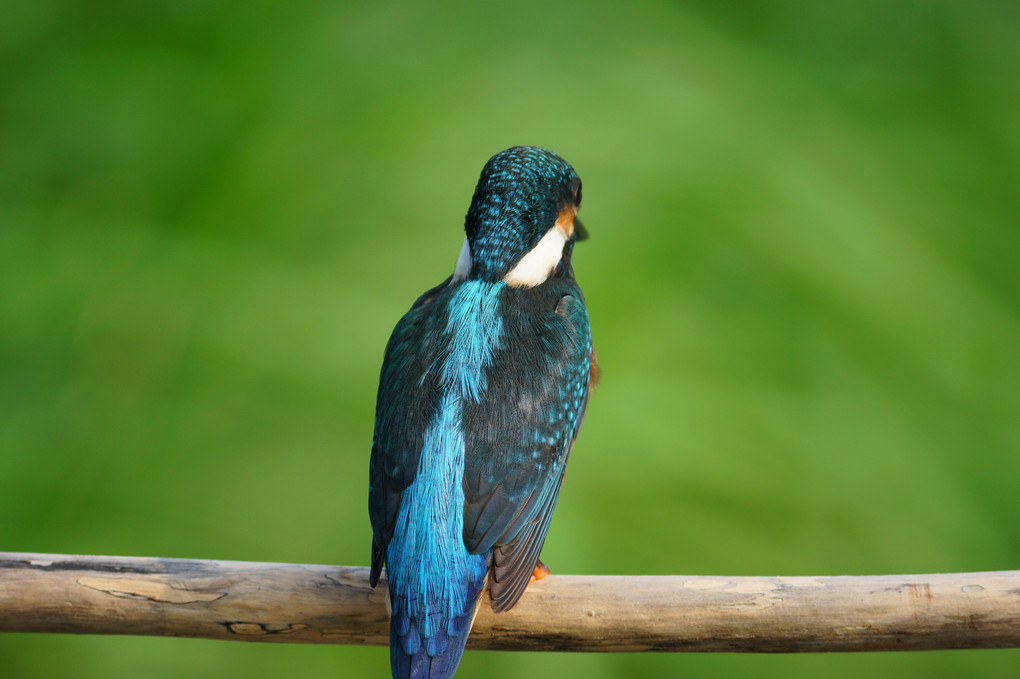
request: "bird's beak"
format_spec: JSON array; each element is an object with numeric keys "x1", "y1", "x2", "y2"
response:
[{"x1": 573, "y1": 217, "x2": 589, "y2": 241}]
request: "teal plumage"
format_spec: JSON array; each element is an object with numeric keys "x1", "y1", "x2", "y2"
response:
[{"x1": 369, "y1": 147, "x2": 595, "y2": 679}]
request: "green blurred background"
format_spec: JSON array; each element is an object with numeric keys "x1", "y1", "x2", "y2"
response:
[{"x1": 2, "y1": 0, "x2": 1018, "y2": 676}]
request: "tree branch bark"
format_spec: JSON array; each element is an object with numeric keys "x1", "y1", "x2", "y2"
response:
[{"x1": 0, "y1": 552, "x2": 1017, "y2": 652}]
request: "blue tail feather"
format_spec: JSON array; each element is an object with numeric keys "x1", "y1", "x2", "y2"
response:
[
  {"x1": 389, "y1": 574, "x2": 485, "y2": 679},
  {"x1": 386, "y1": 381, "x2": 491, "y2": 678}
]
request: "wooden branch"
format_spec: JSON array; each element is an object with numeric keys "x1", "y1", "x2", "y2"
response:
[{"x1": 0, "y1": 552, "x2": 1017, "y2": 652}]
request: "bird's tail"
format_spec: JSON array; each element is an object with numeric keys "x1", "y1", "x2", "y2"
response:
[{"x1": 389, "y1": 574, "x2": 486, "y2": 679}]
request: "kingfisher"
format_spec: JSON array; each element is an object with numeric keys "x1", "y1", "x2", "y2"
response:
[{"x1": 368, "y1": 147, "x2": 597, "y2": 679}]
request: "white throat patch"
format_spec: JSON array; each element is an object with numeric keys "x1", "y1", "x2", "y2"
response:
[
  {"x1": 503, "y1": 225, "x2": 567, "y2": 288},
  {"x1": 452, "y1": 237, "x2": 472, "y2": 281}
]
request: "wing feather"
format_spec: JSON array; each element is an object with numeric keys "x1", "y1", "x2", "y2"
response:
[
  {"x1": 461, "y1": 284, "x2": 592, "y2": 610},
  {"x1": 368, "y1": 278, "x2": 453, "y2": 584}
]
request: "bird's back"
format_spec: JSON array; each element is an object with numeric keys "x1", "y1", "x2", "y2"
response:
[{"x1": 370, "y1": 275, "x2": 591, "y2": 678}]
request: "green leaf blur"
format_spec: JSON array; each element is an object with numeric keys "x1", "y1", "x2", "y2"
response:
[{"x1": 2, "y1": 1, "x2": 1018, "y2": 677}]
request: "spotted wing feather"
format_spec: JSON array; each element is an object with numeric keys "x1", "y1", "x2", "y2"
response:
[{"x1": 461, "y1": 283, "x2": 592, "y2": 611}]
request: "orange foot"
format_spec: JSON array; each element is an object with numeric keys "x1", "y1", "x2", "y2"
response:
[{"x1": 529, "y1": 559, "x2": 551, "y2": 584}]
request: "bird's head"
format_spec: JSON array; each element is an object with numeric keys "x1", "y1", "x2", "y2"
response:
[{"x1": 454, "y1": 146, "x2": 584, "y2": 286}]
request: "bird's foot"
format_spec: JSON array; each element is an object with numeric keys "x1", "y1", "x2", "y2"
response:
[{"x1": 529, "y1": 560, "x2": 551, "y2": 584}]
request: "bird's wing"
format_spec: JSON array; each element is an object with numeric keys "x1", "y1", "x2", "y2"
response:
[
  {"x1": 368, "y1": 278, "x2": 452, "y2": 586},
  {"x1": 461, "y1": 287, "x2": 593, "y2": 611}
]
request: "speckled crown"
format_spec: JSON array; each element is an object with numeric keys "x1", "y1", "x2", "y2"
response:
[{"x1": 464, "y1": 146, "x2": 581, "y2": 280}]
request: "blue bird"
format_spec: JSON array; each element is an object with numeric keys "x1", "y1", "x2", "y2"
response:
[{"x1": 368, "y1": 146, "x2": 597, "y2": 679}]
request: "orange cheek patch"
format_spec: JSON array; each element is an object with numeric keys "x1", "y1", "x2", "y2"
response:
[{"x1": 555, "y1": 206, "x2": 578, "y2": 238}]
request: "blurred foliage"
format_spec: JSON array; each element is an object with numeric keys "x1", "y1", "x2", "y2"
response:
[{"x1": 2, "y1": 0, "x2": 1019, "y2": 677}]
